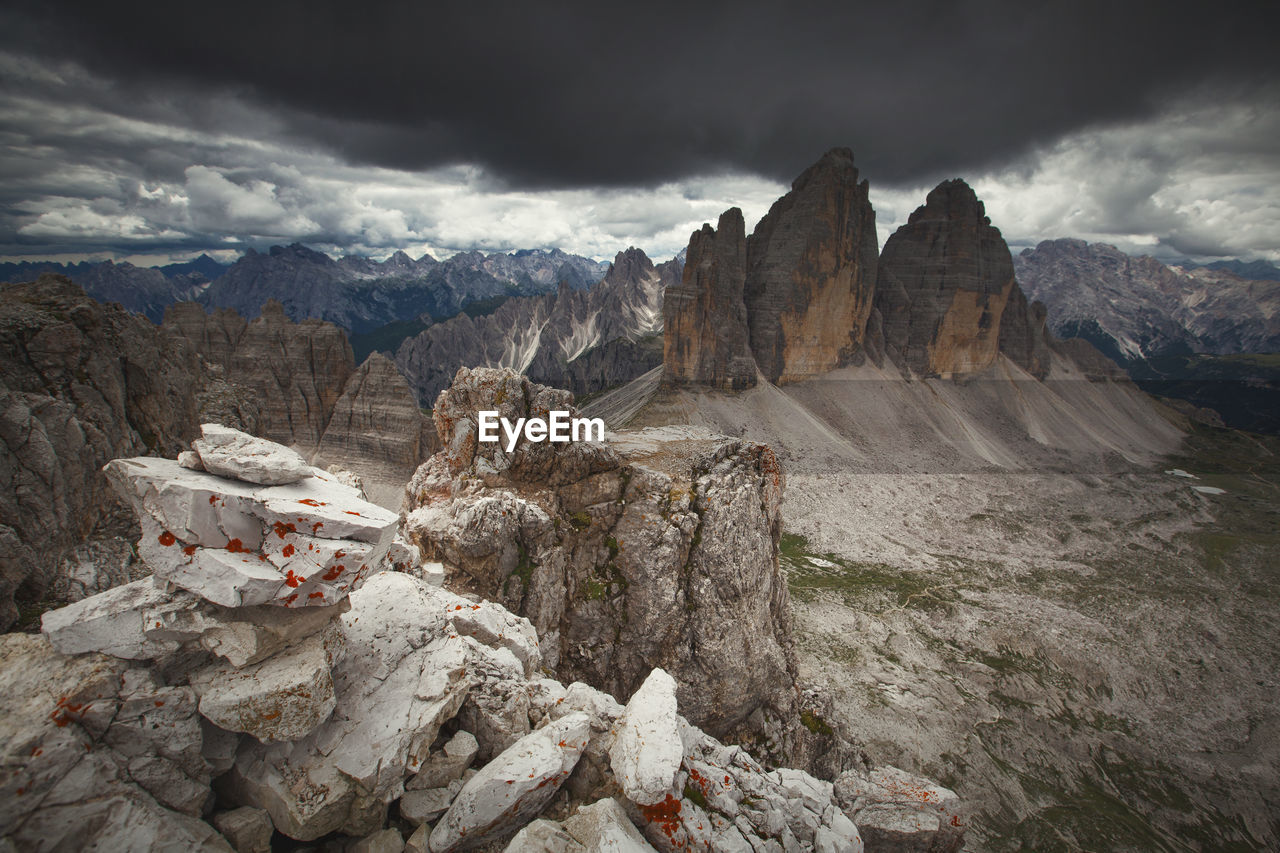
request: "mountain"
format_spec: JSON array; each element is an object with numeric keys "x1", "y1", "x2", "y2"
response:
[
  {"x1": 0, "y1": 259, "x2": 216, "y2": 323},
  {"x1": 395, "y1": 247, "x2": 679, "y2": 404},
  {"x1": 1191, "y1": 257, "x2": 1280, "y2": 282},
  {"x1": 158, "y1": 253, "x2": 231, "y2": 281},
  {"x1": 199, "y1": 244, "x2": 608, "y2": 334},
  {"x1": 1015, "y1": 238, "x2": 1280, "y2": 363},
  {"x1": 580, "y1": 152, "x2": 1280, "y2": 850}
]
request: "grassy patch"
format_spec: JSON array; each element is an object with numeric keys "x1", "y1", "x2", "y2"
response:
[
  {"x1": 799, "y1": 708, "x2": 834, "y2": 736},
  {"x1": 780, "y1": 531, "x2": 943, "y2": 609}
]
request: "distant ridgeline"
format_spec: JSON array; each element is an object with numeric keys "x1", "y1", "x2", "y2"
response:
[
  {"x1": 1016, "y1": 240, "x2": 1280, "y2": 433},
  {"x1": 0, "y1": 245, "x2": 608, "y2": 339}
]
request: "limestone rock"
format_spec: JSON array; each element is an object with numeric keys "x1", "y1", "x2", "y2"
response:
[
  {"x1": 0, "y1": 275, "x2": 201, "y2": 629},
  {"x1": 211, "y1": 806, "x2": 274, "y2": 853},
  {"x1": 663, "y1": 208, "x2": 755, "y2": 389},
  {"x1": 609, "y1": 669, "x2": 682, "y2": 806},
  {"x1": 408, "y1": 729, "x2": 479, "y2": 790},
  {"x1": 875, "y1": 179, "x2": 1028, "y2": 379},
  {"x1": 105, "y1": 456, "x2": 397, "y2": 608},
  {"x1": 504, "y1": 819, "x2": 585, "y2": 852},
  {"x1": 428, "y1": 366, "x2": 621, "y2": 486},
  {"x1": 351, "y1": 828, "x2": 405, "y2": 853},
  {"x1": 42, "y1": 577, "x2": 200, "y2": 660},
  {"x1": 190, "y1": 625, "x2": 342, "y2": 742},
  {"x1": 429, "y1": 712, "x2": 592, "y2": 852},
  {"x1": 191, "y1": 424, "x2": 310, "y2": 485},
  {"x1": 223, "y1": 574, "x2": 475, "y2": 840},
  {"x1": 49, "y1": 537, "x2": 150, "y2": 604},
  {"x1": 406, "y1": 371, "x2": 799, "y2": 761},
  {"x1": 399, "y1": 786, "x2": 455, "y2": 825},
  {"x1": 563, "y1": 798, "x2": 657, "y2": 852},
  {"x1": 314, "y1": 352, "x2": 432, "y2": 486},
  {"x1": 0, "y1": 634, "x2": 227, "y2": 852},
  {"x1": 834, "y1": 766, "x2": 961, "y2": 853},
  {"x1": 996, "y1": 283, "x2": 1052, "y2": 379},
  {"x1": 744, "y1": 148, "x2": 880, "y2": 383},
  {"x1": 227, "y1": 300, "x2": 355, "y2": 448}
]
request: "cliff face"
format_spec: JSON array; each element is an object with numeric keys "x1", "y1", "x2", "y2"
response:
[
  {"x1": 0, "y1": 275, "x2": 202, "y2": 629},
  {"x1": 664, "y1": 157, "x2": 1067, "y2": 389},
  {"x1": 875, "y1": 179, "x2": 1020, "y2": 378},
  {"x1": 166, "y1": 300, "x2": 435, "y2": 492},
  {"x1": 313, "y1": 352, "x2": 435, "y2": 487},
  {"x1": 744, "y1": 148, "x2": 880, "y2": 383},
  {"x1": 402, "y1": 368, "x2": 824, "y2": 764},
  {"x1": 226, "y1": 300, "x2": 355, "y2": 448},
  {"x1": 662, "y1": 208, "x2": 755, "y2": 389}
]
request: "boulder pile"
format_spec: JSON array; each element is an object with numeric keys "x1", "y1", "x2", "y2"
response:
[{"x1": 2, "y1": 424, "x2": 963, "y2": 851}]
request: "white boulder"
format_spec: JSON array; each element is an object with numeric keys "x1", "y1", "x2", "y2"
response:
[
  {"x1": 105, "y1": 456, "x2": 398, "y2": 608},
  {"x1": 608, "y1": 669, "x2": 682, "y2": 806},
  {"x1": 430, "y1": 712, "x2": 593, "y2": 852},
  {"x1": 191, "y1": 423, "x2": 310, "y2": 485},
  {"x1": 190, "y1": 626, "x2": 343, "y2": 742},
  {"x1": 563, "y1": 797, "x2": 658, "y2": 852}
]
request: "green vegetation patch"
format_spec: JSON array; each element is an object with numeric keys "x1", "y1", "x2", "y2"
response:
[{"x1": 780, "y1": 531, "x2": 945, "y2": 609}]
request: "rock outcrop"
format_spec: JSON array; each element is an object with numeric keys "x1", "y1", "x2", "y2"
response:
[
  {"x1": 744, "y1": 148, "x2": 880, "y2": 383},
  {"x1": 314, "y1": 352, "x2": 436, "y2": 487},
  {"x1": 404, "y1": 367, "x2": 819, "y2": 767},
  {"x1": 875, "y1": 179, "x2": 1020, "y2": 378},
  {"x1": 0, "y1": 274, "x2": 202, "y2": 629},
  {"x1": 3, "y1": 430, "x2": 930, "y2": 851},
  {"x1": 228, "y1": 300, "x2": 355, "y2": 447},
  {"x1": 663, "y1": 208, "x2": 755, "y2": 389}
]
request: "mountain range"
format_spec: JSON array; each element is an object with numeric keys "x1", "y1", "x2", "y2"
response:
[{"x1": 0, "y1": 246, "x2": 609, "y2": 334}]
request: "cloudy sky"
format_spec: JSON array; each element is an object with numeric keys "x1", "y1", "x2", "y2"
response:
[{"x1": 1, "y1": 1, "x2": 1277, "y2": 266}]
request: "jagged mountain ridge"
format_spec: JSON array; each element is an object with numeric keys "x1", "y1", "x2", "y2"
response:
[
  {"x1": 198, "y1": 244, "x2": 608, "y2": 334},
  {"x1": 1015, "y1": 238, "x2": 1280, "y2": 363},
  {"x1": 0, "y1": 257, "x2": 222, "y2": 323},
  {"x1": 663, "y1": 151, "x2": 1054, "y2": 389},
  {"x1": 395, "y1": 247, "x2": 681, "y2": 404}
]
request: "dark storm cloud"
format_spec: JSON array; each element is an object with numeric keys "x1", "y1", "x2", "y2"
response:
[{"x1": 2, "y1": 0, "x2": 1276, "y2": 189}]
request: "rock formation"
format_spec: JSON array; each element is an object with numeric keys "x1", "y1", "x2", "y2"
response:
[
  {"x1": 744, "y1": 148, "x2": 880, "y2": 383},
  {"x1": 875, "y1": 179, "x2": 1020, "y2": 378},
  {"x1": 402, "y1": 367, "x2": 836, "y2": 770},
  {"x1": 1, "y1": 428, "x2": 945, "y2": 851},
  {"x1": 165, "y1": 300, "x2": 437, "y2": 490},
  {"x1": 0, "y1": 274, "x2": 202, "y2": 630},
  {"x1": 663, "y1": 155, "x2": 1068, "y2": 390},
  {"x1": 314, "y1": 352, "x2": 436, "y2": 487},
  {"x1": 662, "y1": 208, "x2": 756, "y2": 389},
  {"x1": 227, "y1": 300, "x2": 355, "y2": 447}
]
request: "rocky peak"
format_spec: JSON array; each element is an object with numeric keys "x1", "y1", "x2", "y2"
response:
[
  {"x1": 403, "y1": 368, "x2": 825, "y2": 765},
  {"x1": 662, "y1": 207, "x2": 756, "y2": 389},
  {"x1": 875, "y1": 178, "x2": 1032, "y2": 378},
  {"x1": 608, "y1": 247, "x2": 655, "y2": 283},
  {"x1": 744, "y1": 147, "x2": 879, "y2": 382}
]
